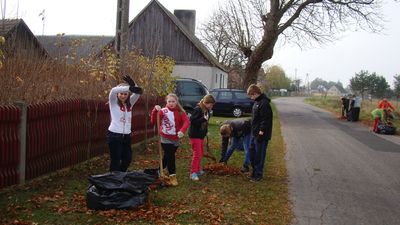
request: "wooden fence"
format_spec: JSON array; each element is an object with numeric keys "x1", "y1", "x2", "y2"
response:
[{"x1": 0, "y1": 97, "x2": 161, "y2": 189}]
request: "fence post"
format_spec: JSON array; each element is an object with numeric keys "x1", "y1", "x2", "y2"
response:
[{"x1": 14, "y1": 101, "x2": 27, "y2": 184}]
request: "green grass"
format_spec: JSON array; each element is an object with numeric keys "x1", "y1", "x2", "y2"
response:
[{"x1": 0, "y1": 105, "x2": 293, "y2": 225}]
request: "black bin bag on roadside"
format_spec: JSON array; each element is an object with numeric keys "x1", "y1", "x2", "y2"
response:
[
  {"x1": 86, "y1": 171, "x2": 157, "y2": 210},
  {"x1": 377, "y1": 123, "x2": 396, "y2": 135}
]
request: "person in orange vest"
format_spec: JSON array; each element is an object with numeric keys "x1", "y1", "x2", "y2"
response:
[{"x1": 377, "y1": 98, "x2": 395, "y2": 111}]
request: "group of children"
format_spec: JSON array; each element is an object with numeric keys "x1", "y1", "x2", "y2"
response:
[
  {"x1": 371, "y1": 98, "x2": 396, "y2": 133},
  {"x1": 340, "y1": 95, "x2": 362, "y2": 122},
  {"x1": 340, "y1": 94, "x2": 397, "y2": 134},
  {"x1": 106, "y1": 75, "x2": 273, "y2": 186},
  {"x1": 150, "y1": 93, "x2": 215, "y2": 184}
]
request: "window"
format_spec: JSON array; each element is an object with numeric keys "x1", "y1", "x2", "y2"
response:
[
  {"x1": 218, "y1": 91, "x2": 233, "y2": 100},
  {"x1": 235, "y1": 92, "x2": 249, "y2": 100},
  {"x1": 179, "y1": 81, "x2": 206, "y2": 96}
]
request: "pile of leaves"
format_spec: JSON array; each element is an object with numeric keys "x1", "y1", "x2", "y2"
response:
[{"x1": 203, "y1": 163, "x2": 241, "y2": 176}]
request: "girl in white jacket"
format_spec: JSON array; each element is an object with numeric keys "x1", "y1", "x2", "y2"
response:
[{"x1": 107, "y1": 75, "x2": 143, "y2": 172}]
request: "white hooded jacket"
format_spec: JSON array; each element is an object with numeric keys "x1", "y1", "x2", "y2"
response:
[{"x1": 107, "y1": 86, "x2": 140, "y2": 134}]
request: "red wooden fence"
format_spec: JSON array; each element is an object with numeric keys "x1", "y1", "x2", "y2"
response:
[
  {"x1": 0, "y1": 105, "x2": 20, "y2": 189},
  {"x1": 0, "y1": 96, "x2": 161, "y2": 188}
]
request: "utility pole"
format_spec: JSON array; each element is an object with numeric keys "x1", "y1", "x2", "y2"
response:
[
  {"x1": 306, "y1": 73, "x2": 310, "y2": 96},
  {"x1": 115, "y1": 0, "x2": 130, "y2": 76},
  {"x1": 1, "y1": 0, "x2": 6, "y2": 32},
  {"x1": 294, "y1": 68, "x2": 298, "y2": 94},
  {"x1": 1, "y1": 0, "x2": 6, "y2": 20}
]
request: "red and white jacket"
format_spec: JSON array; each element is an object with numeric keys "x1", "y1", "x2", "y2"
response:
[
  {"x1": 108, "y1": 86, "x2": 140, "y2": 134},
  {"x1": 150, "y1": 106, "x2": 190, "y2": 140}
]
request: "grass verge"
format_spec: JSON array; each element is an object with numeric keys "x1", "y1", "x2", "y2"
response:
[
  {"x1": 305, "y1": 96, "x2": 400, "y2": 135},
  {"x1": 0, "y1": 105, "x2": 292, "y2": 225}
]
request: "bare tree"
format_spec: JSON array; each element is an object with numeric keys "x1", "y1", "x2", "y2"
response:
[
  {"x1": 198, "y1": 11, "x2": 246, "y2": 67},
  {"x1": 202, "y1": 0, "x2": 384, "y2": 89}
]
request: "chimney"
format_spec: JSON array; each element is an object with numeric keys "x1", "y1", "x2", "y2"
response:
[{"x1": 174, "y1": 10, "x2": 196, "y2": 34}]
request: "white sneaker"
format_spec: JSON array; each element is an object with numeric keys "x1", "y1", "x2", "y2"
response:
[{"x1": 190, "y1": 173, "x2": 199, "y2": 181}]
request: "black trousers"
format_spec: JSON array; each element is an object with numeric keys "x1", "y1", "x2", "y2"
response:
[
  {"x1": 161, "y1": 143, "x2": 178, "y2": 175},
  {"x1": 352, "y1": 107, "x2": 360, "y2": 121},
  {"x1": 107, "y1": 131, "x2": 132, "y2": 172}
]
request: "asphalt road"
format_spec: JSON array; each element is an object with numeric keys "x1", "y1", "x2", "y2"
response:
[{"x1": 274, "y1": 97, "x2": 400, "y2": 225}]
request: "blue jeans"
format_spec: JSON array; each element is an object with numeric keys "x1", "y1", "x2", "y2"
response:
[
  {"x1": 222, "y1": 134, "x2": 251, "y2": 167},
  {"x1": 249, "y1": 136, "x2": 269, "y2": 178},
  {"x1": 107, "y1": 131, "x2": 132, "y2": 172}
]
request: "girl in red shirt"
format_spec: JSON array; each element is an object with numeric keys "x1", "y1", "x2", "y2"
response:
[{"x1": 151, "y1": 93, "x2": 190, "y2": 186}]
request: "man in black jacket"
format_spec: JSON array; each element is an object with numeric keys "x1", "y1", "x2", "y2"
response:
[
  {"x1": 246, "y1": 84, "x2": 273, "y2": 182},
  {"x1": 341, "y1": 95, "x2": 350, "y2": 119},
  {"x1": 219, "y1": 118, "x2": 252, "y2": 172}
]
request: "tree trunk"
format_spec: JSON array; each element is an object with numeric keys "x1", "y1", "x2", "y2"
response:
[
  {"x1": 242, "y1": 24, "x2": 279, "y2": 89},
  {"x1": 243, "y1": 60, "x2": 262, "y2": 89}
]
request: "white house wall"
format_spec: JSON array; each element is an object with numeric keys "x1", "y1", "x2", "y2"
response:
[
  {"x1": 172, "y1": 65, "x2": 227, "y2": 90},
  {"x1": 212, "y1": 67, "x2": 228, "y2": 90}
]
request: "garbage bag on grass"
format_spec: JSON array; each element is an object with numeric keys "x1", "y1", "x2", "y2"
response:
[
  {"x1": 377, "y1": 123, "x2": 396, "y2": 135},
  {"x1": 86, "y1": 171, "x2": 157, "y2": 210}
]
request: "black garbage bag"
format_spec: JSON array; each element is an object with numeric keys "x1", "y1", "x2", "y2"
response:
[
  {"x1": 377, "y1": 123, "x2": 397, "y2": 135},
  {"x1": 143, "y1": 168, "x2": 160, "y2": 177},
  {"x1": 86, "y1": 171, "x2": 157, "y2": 210}
]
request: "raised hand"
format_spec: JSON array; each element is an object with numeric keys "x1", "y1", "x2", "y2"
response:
[
  {"x1": 130, "y1": 86, "x2": 143, "y2": 94},
  {"x1": 122, "y1": 75, "x2": 143, "y2": 94},
  {"x1": 122, "y1": 75, "x2": 136, "y2": 87}
]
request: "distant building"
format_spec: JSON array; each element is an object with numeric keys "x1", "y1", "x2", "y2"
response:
[
  {"x1": 0, "y1": 19, "x2": 48, "y2": 58},
  {"x1": 105, "y1": 0, "x2": 228, "y2": 89},
  {"x1": 13, "y1": 0, "x2": 228, "y2": 90},
  {"x1": 327, "y1": 85, "x2": 343, "y2": 96},
  {"x1": 37, "y1": 35, "x2": 113, "y2": 63}
]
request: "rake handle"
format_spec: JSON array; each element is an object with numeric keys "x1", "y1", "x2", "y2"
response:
[{"x1": 157, "y1": 110, "x2": 164, "y2": 177}]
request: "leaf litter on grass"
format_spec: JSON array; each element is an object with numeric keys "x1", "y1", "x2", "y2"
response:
[
  {"x1": 203, "y1": 162, "x2": 241, "y2": 176},
  {"x1": 1, "y1": 114, "x2": 293, "y2": 225}
]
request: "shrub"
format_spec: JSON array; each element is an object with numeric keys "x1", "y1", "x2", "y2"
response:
[{"x1": 0, "y1": 42, "x2": 175, "y2": 105}]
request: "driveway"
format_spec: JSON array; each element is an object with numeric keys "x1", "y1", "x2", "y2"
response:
[{"x1": 274, "y1": 97, "x2": 400, "y2": 225}]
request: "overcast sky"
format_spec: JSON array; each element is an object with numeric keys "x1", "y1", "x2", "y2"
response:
[{"x1": 5, "y1": 0, "x2": 400, "y2": 88}]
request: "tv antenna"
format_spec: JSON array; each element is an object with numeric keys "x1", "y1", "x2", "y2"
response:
[{"x1": 38, "y1": 9, "x2": 45, "y2": 35}]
